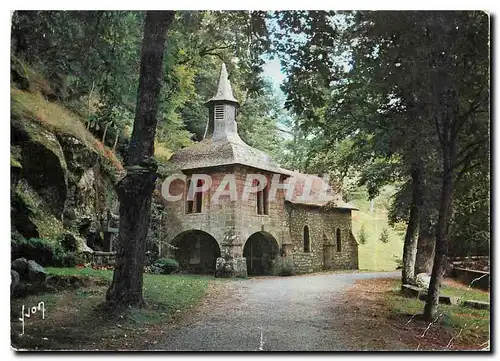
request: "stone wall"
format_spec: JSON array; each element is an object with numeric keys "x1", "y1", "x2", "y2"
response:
[
  {"x1": 159, "y1": 165, "x2": 240, "y2": 253},
  {"x1": 232, "y1": 165, "x2": 291, "y2": 251},
  {"x1": 159, "y1": 165, "x2": 358, "y2": 275},
  {"x1": 287, "y1": 204, "x2": 358, "y2": 274}
]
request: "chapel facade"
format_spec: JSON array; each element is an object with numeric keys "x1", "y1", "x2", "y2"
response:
[{"x1": 159, "y1": 63, "x2": 359, "y2": 277}]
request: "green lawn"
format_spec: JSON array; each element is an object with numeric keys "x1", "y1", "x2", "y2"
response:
[
  {"x1": 350, "y1": 186, "x2": 405, "y2": 271},
  {"x1": 12, "y1": 268, "x2": 213, "y2": 350}
]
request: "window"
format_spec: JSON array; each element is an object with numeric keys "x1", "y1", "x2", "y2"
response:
[
  {"x1": 304, "y1": 225, "x2": 310, "y2": 253},
  {"x1": 186, "y1": 179, "x2": 194, "y2": 213},
  {"x1": 256, "y1": 179, "x2": 269, "y2": 215},
  {"x1": 186, "y1": 178, "x2": 204, "y2": 214},
  {"x1": 214, "y1": 104, "x2": 224, "y2": 122},
  {"x1": 336, "y1": 228, "x2": 342, "y2": 252}
]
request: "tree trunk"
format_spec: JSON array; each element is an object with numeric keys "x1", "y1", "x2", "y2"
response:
[
  {"x1": 105, "y1": 11, "x2": 174, "y2": 308},
  {"x1": 112, "y1": 127, "x2": 119, "y2": 151},
  {"x1": 102, "y1": 122, "x2": 110, "y2": 144},
  {"x1": 401, "y1": 165, "x2": 422, "y2": 285},
  {"x1": 415, "y1": 210, "x2": 435, "y2": 274},
  {"x1": 424, "y1": 154, "x2": 454, "y2": 321}
]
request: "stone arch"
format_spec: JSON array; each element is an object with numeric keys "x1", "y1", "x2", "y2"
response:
[
  {"x1": 243, "y1": 231, "x2": 279, "y2": 276},
  {"x1": 170, "y1": 230, "x2": 221, "y2": 274}
]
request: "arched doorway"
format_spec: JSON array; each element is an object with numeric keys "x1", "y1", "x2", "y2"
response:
[
  {"x1": 243, "y1": 231, "x2": 279, "y2": 276},
  {"x1": 170, "y1": 230, "x2": 221, "y2": 274}
]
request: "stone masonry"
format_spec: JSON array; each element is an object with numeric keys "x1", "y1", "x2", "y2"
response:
[{"x1": 159, "y1": 63, "x2": 359, "y2": 277}]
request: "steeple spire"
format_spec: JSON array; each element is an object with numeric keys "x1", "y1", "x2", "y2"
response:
[
  {"x1": 204, "y1": 62, "x2": 242, "y2": 141},
  {"x1": 206, "y1": 62, "x2": 239, "y2": 105}
]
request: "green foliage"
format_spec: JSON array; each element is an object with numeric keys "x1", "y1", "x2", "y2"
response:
[
  {"x1": 151, "y1": 258, "x2": 180, "y2": 275},
  {"x1": 60, "y1": 234, "x2": 78, "y2": 252},
  {"x1": 52, "y1": 246, "x2": 78, "y2": 268},
  {"x1": 12, "y1": 238, "x2": 55, "y2": 266},
  {"x1": 358, "y1": 224, "x2": 368, "y2": 245},
  {"x1": 379, "y1": 228, "x2": 390, "y2": 244},
  {"x1": 275, "y1": 11, "x2": 489, "y2": 264},
  {"x1": 11, "y1": 237, "x2": 80, "y2": 268},
  {"x1": 393, "y1": 256, "x2": 403, "y2": 270}
]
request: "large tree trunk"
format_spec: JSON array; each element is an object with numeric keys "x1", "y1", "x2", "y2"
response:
[
  {"x1": 106, "y1": 11, "x2": 174, "y2": 308},
  {"x1": 415, "y1": 210, "x2": 435, "y2": 274},
  {"x1": 424, "y1": 151, "x2": 454, "y2": 321},
  {"x1": 401, "y1": 165, "x2": 422, "y2": 285}
]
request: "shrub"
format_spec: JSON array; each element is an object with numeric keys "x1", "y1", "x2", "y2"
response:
[
  {"x1": 152, "y1": 258, "x2": 179, "y2": 274},
  {"x1": 11, "y1": 237, "x2": 80, "y2": 267},
  {"x1": 52, "y1": 245, "x2": 78, "y2": 267},
  {"x1": 393, "y1": 255, "x2": 403, "y2": 270},
  {"x1": 379, "y1": 228, "x2": 390, "y2": 243},
  {"x1": 12, "y1": 238, "x2": 55, "y2": 266},
  {"x1": 358, "y1": 224, "x2": 368, "y2": 245},
  {"x1": 272, "y1": 257, "x2": 296, "y2": 276},
  {"x1": 60, "y1": 233, "x2": 78, "y2": 252}
]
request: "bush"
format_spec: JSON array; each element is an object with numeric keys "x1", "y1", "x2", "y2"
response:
[
  {"x1": 11, "y1": 237, "x2": 80, "y2": 267},
  {"x1": 12, "y1": 238, "x2": 55, "y2": 266},
  {"x1": 52, "y1": 245, "x2": 78, "y2": 267},
  {"x1": 272, "y1": 257, "x2": 296, "y2": 276},
  {"x1": 152, "y1": 258, "x2": 179, "y2": 274},
  {"x1": 379, "y1": 228, "x2": 390, "y2": 243},
  {"x1": 358, "y1": 224, "x2": 368, "y2": 245},
  {"x1": 60, "y1": 233, "x2": 78, "y2": 252},
  {"x1": 393, "y1": 255, "x2": 403, "y2": 270}
]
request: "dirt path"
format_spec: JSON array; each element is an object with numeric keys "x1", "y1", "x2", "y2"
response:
[{"x1": 155, "y1": 271, "x2": 400, "y2": 351}]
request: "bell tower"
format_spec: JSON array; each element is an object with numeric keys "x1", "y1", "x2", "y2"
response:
[{"x1": 205, "y1": 63, "x2": 241, "y2": 142}]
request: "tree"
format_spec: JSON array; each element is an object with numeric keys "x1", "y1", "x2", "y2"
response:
[
  {"x1": 379, "y1": 228, "x2": 389, "y2": 244},
  {"x1": 273, "y1": 11, "x2": 489, "y2": 320},
  {"x1": 422, "y1": 12, "x2": 489, "y2": 320},
  {"x1": 105, "y1": 11, "x2": 175, "y2": 308}
]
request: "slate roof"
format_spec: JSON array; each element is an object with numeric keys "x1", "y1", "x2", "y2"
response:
[
  {"x1": 169, "y1": 62, "x2": 288, "y2": 175},
  {"x1": 168, "y1": 63, "x2": 357, "y2": 211},
  {"x1": 285, "y1": 172, "x2": 359, "y2": 210},
  {"x1": 169, "y1": 134, "x2": 290, "y2": 175}
]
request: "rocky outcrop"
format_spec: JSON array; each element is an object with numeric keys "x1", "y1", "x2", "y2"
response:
[
  {"x1": 11, "y1": 258, "x2": 47, "y2": 297},
  {"x1": 11, "y1": 116, "x2": 68, "y2": 219},
  {"x1": 11, "y1": 114, "x2": 120, "y2": 249},
  {"x1": 27, "y1": 260, "x2": 47, "y2": 284},
  {"x1": 11, "y1": 257, "x2": 29, "y2": 278},
  {"x1": 11, "y1": 270, "x2": 20, "y2": 294}
]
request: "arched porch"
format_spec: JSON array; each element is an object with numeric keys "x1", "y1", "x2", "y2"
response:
[
  {"x1": 170, "y1": 230, "x2": 221, "y2": 274},
  {"x1": 243, "y1": 231, "x2": 279, "y2": 276}
]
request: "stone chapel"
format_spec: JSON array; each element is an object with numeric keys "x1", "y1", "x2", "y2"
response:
[{"x1": 159, "y1": 63, "x2": 359, "y2": 277}]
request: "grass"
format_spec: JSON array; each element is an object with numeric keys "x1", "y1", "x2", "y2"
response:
[
  {"x1": 350, "y1": 185, "x2": 405, "y2": 271},
  {"x1": 11, "y1": 86, "x2": 123, "y2": 171},
  {"x1": 385, "y1": 279, "x2": 490, "y2": 347},
  {"x1": 343, "y1": 277, "x2": 490, "y2": 350},
  {"x1": 11, "y1": 268, "x2": 213, "y2": 350}
]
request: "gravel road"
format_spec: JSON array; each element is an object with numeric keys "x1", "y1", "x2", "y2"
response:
[{"x1": 156, "y1": 271, "x2": 400, "y2": 351}]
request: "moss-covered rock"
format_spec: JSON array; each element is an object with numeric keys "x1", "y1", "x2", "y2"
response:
[{"x1": 11, "y1": 115, "x2": 68, "y2": 218}]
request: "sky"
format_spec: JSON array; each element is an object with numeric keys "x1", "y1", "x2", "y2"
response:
[{"x1": 262, "y1": 57, "x2": 287, "y2": 112}]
